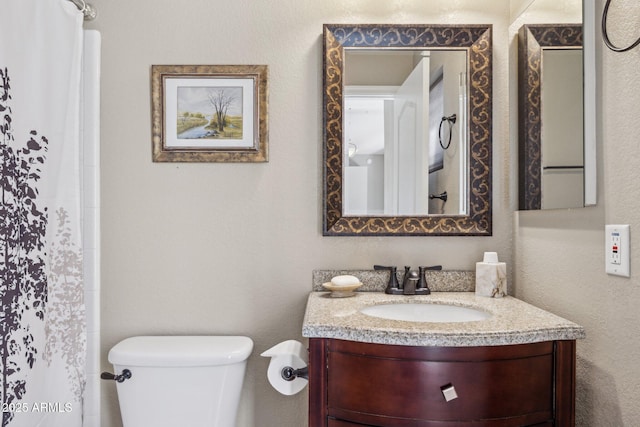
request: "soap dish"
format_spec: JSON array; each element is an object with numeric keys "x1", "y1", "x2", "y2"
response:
[{"x1": 322, "y1": 282, "x2": 363, "y2": 298}]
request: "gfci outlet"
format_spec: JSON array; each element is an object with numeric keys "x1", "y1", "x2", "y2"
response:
[{"x1": 605, "y1": 224, "x2": 630, "y2": 277}]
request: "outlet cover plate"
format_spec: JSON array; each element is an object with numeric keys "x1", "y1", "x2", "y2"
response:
[{"x1": 605, "y1": 224, "x2": 630, "y2": 277}]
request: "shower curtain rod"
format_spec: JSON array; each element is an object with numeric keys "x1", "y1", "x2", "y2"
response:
[{"x1": 68, "y1": 0, "x2": 97, "y2": 21}]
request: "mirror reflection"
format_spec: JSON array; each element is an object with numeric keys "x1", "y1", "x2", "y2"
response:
[{"x1": 343, "y1": 50, "x2": 468, "y2": 216}]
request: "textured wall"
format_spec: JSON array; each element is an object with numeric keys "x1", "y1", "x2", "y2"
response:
[
  {"x1": 84, "y1": 1, "x2": 512, "y2": 426},
  {"x1": 513, "y1": 0, "x2": 640, "y2": 425},
  {"x1": 80, "y1": 0, "x2": 640, "y2": 424}
]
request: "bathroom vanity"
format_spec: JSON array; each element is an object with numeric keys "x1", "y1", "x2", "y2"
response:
[{"x1": 303, "y1": 291, "x2": 585, "y2": 427}]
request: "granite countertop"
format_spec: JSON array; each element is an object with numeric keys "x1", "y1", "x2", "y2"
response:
[{"x1": 302, "y1": 291, "x2": 586, "y2": 347}]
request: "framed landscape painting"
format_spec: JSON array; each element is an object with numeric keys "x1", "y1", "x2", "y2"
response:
[{"x1": 151, "y1": 65, "x2": 268, "y2": 162}]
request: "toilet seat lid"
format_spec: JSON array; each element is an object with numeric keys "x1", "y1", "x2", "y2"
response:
[{"x1": 108, "y1": 336, "x2": 254, "y2": 367}]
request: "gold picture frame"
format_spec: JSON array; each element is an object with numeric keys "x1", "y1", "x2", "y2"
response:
[{"x1": 151, "y1": 65, "x2": 268, "y2": 162}]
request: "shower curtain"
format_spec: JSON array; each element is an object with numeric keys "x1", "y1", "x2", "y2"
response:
[{"x1": 1, "y1": 0, "x2": 86, "y2": 426}]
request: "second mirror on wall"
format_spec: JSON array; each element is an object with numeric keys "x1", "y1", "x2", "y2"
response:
[
  {"x1": 515, "y1": 0, "x2": 596, "y2": 211},
  {"x1": 518, "y1": 23, "x2": 583, "y2": 210}
]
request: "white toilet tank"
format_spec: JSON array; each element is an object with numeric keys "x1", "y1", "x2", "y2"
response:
[{"x1": 108, "y1": 335, "x2": 253, "y2": 427}]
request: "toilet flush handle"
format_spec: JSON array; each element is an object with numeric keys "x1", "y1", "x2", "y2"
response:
[{"x1": 100, "y1": 369, "x2": 132, "y2": 383}]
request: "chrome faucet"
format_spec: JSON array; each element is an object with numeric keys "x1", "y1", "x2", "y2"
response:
[{"x1": 374, "y1": 265, "x2": 442, "y2": 295}]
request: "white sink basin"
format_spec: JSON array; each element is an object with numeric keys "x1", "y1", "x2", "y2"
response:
[{"x1": 360, "y1": 303, "x2": 491, "y2": 323}]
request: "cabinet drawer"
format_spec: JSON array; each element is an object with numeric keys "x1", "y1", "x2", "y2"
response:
[
  {"x1": 327, "y1": 341, "x2": 553, "y2": 424},
  {"x1": 328, "y1": 419, "x2": 370, "y2": 427}
]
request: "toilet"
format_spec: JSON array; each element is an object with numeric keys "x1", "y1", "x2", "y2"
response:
[{"x1": 108, "y1": 335, "x2": 253, "y2": 427}]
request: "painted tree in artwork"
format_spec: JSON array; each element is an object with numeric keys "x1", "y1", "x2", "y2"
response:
[
  {"x1": 207, "y1": 89, "x2": 236, "y2": 132},
  {"x1": 0, "y1": 67, "x2": 49, "y2": 426}
]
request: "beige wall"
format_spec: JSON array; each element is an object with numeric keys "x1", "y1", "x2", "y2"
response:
[
  {"x1": 88, "y1": 1, "x2": 511, "y2": 425},
  {"x1": 84, "y1": 0, "x2": 640, "y2": 425},
  {"x1": 82, "y1": 0, "x2": 640, "y2": 425},
  {"x1": 513, "y1": 0, "x2": 640, "y2": 425}
]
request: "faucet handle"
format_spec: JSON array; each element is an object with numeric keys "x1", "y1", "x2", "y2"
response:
[
  {"x1": 415, "y1": 265, "x2": 441, "y2": 295},
  {"x1": 374, "y1": 265, "x2": 401, "y2": 294}
]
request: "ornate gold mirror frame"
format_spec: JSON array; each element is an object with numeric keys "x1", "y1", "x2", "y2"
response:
[{"x1": 322, "y1": 24, "x2": 493, "y2": 236}]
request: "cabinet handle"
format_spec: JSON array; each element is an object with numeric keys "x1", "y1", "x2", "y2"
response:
[{"x1": 441, "y1": 383, "x2": 458, "y2": 402}]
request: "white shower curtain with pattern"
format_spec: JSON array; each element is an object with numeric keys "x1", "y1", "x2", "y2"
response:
[{"x1": 0, "y1": 1, "x2": 86, "y2": 426}]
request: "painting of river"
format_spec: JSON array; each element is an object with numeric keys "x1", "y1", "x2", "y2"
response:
[{"x1": 177, "y1": 86, "x2": 243, "y2": 140}]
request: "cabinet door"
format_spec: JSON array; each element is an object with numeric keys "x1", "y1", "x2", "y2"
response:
[{"x1": 327, "y1": 340, "x2": 554, "y2": 425}]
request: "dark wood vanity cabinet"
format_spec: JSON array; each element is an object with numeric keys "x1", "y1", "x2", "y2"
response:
[{"x1": 309, "y1": 338, "x2": 576, "y2": 427}]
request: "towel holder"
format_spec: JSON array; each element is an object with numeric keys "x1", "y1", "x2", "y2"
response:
[{"x1": 602, "y1": 0, "x2": 640, "y2": 52}]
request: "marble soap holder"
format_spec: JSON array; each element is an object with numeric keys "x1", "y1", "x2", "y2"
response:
[{"x1": 322, "y1": 275, "x2": 363, "y2": 298}]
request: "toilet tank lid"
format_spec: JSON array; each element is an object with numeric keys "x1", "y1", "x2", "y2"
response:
[{"x1": 108, "y1": 336, "x2": 254, "y2": 367}]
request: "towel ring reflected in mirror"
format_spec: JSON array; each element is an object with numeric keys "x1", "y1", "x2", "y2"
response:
[{"x1": 439, "y1": 114, "x2": 457, "y2": 150}]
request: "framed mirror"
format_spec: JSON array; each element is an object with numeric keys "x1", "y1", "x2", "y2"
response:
[
  {"x1": 515, "y1": 0, "x2": 597, "y2": 210},
  {"x1": 322, "y1": 24, "x2": 493, "y2": 236},
  {"x1": 518, "y1": 24, "x2": 583, "y2": 210}
]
